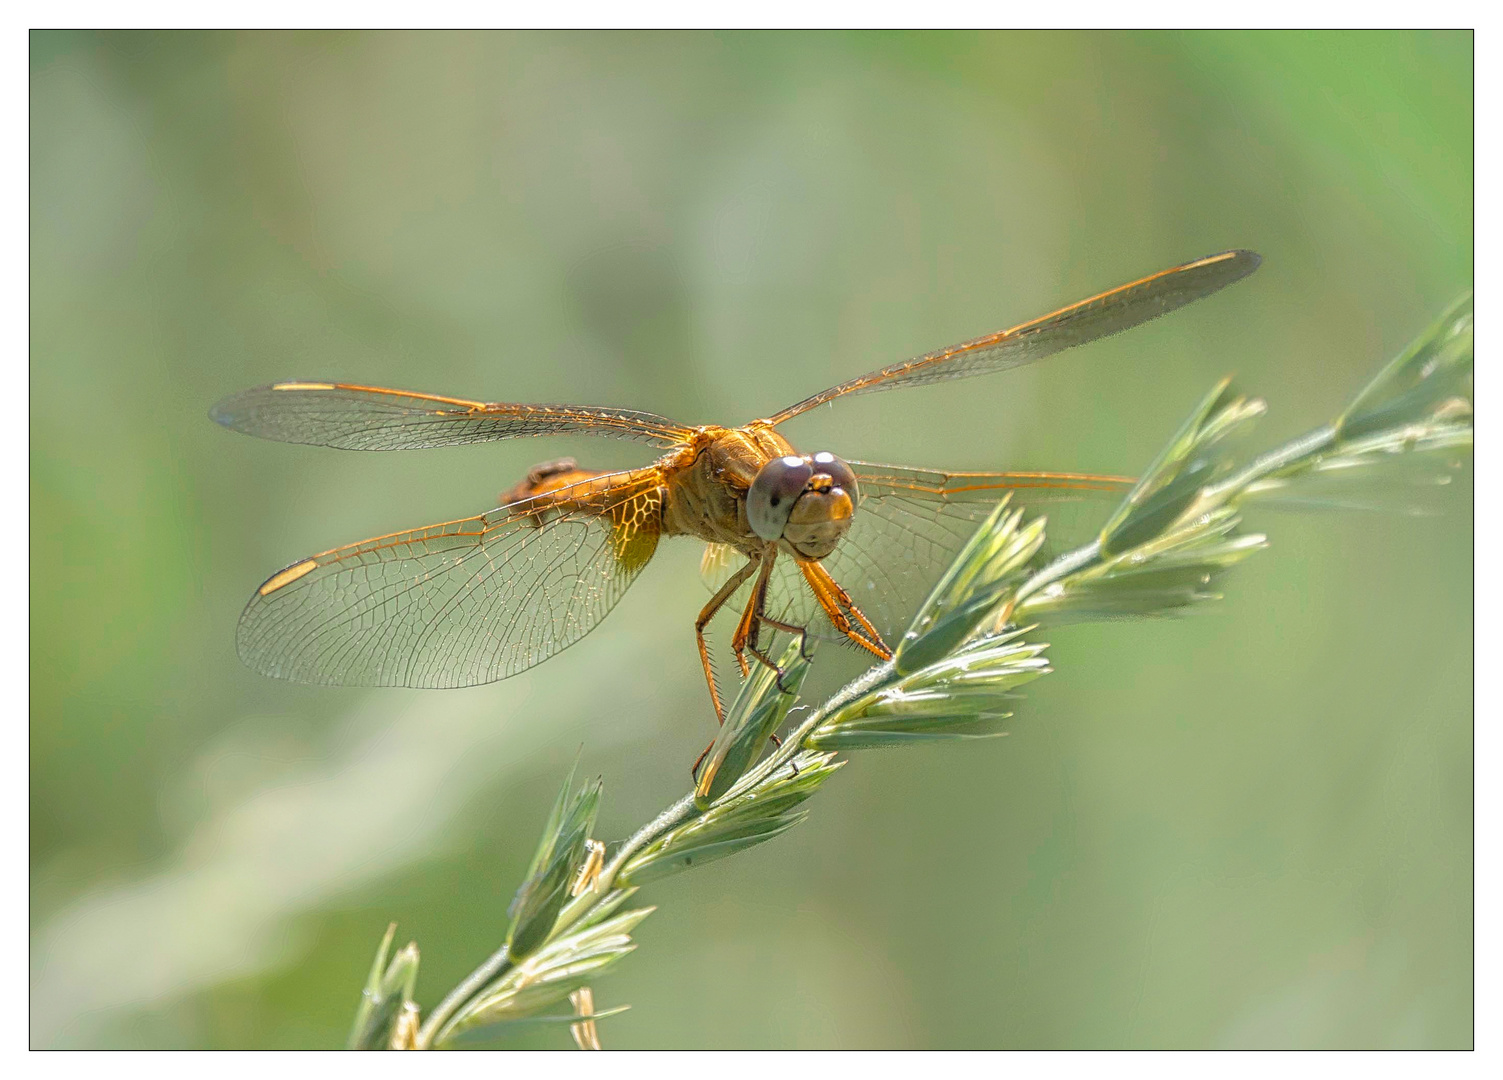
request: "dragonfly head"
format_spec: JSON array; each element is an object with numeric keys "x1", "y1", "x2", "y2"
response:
[{"x1": 747, "y1": 451, "x2": 860, "y2": 558}]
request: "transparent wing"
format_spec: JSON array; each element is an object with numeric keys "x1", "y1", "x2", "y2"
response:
[
  {"x1": 766, "y1": 250, "x2": 1260, "y2": 425},
  {"x1": 237, "y1": 469, "x2": 664, "y2": 688},
  {"x1": 211, "y1": 381, "x2": 694, "y2": 450},
  {"x1": 756, "y1": 463, "x2": 1134, "y2": 649}
]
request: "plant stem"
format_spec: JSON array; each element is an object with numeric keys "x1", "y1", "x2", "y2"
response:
[{"x1": 415, "y1": 943, "x2": 511, "y2": 1050}]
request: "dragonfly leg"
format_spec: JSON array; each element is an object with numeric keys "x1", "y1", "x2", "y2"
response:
[
  {"x1": 743, "y1": 569, "x2": 815, "y2": 694},
  {"x1": 744, "y1": 641, "x2": 791, "y2": 691},
  {"x1": 696, "y1": 556, "x2": 760, "y2": 729},
  {"x1": 693, "y1": 731, "x2": 782, "y2": 783},
  {"x1": 730, "y1": 550, "x2": 779, "y2": 680},
  {"x1": 796, "y1": 557, "x2": 892, "y2": 661},
  {"x1": 691, "y1": 739, "x2": 715, "y2": 782},
  {"x1": 755, "y1": 612, "x2": 815, "y2": 662},
  {"x1": 745, "y1": 612, "x2": 806, "y2": 692},
  {"x1": 827, "y1": 576, "x2": 887, "y2": 656},
  {"x1": 739, "y1": 581, "x2": 800, "y2": 772}
]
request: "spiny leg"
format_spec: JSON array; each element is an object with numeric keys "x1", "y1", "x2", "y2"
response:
[
  {"x1": 738, "y1": 552, "x2": 815, "y2": 674},
  {"x1": 796, "y1": 556, "x2": 893, "y2": 661},
  {"x1": 825, "y1": 574, "x2": 887, "y2": 656},
  {"x1": 755, "y1": 612, "x2": 816, "y2": 662},
  {"x1": 730, "y1": 549, "x2": 779, "y2": 677},
  {"x1": 690, "y1": 740, "x2": 715, "y2": 782},
  {"x1": 740, "y1": 631, "x2": 793, "y2": 751},
  {"x1": 743, "y1": 595, "x2": 810, "y2": 694},
  {"x1": 733, "y1": 553, "x2": 803, "y2": 762},
  {"x1": 738, "y1": 550, "x2": 820, "y2": 695},
  {"x1": 691, "y1": 555, "x2": 763, "y2": 781},
  {"x1": 696, "y1": 556, "x2": 760, "y2": 727}
]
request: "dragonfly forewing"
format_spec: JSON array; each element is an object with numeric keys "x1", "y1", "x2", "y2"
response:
[
  {"x1": 766, "y1": 250, "x2": 1260, "y2": 424},
  {"x1": 210, "y1": 382, "x2": 694, "y2": 450}
]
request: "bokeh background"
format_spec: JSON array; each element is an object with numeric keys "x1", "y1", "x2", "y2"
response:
[{"x1": 30, "y1": 30, "x2": 1472, "y2": 1049}]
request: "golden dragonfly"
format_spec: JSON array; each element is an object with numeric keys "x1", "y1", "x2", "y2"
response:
[{"x1": 212, "y1": 249, "x2": 1260, "y2": 727}]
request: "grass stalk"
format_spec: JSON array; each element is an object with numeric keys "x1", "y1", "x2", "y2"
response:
[{"x1": 358, "y1": 292, "x2": 1471, "y2": 1050}]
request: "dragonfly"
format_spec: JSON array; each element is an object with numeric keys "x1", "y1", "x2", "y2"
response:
[{"x1": 212, "y1": 249, "x2": 1260, "y2": 730}]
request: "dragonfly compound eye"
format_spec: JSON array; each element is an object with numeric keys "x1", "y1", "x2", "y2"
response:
[
  {"x1": 784, "y1": 452, "x2": 858, "y2": 558},
  {"x1": 811, "y1": 451, "x2": 859, "y2": 510},
  {"x1": 747, "y1": 455, "x2": 814, "y2": 541}
]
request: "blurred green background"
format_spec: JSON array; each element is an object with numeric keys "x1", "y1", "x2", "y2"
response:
[{"x1": 30, "y1": 30, "x2": 1472, "y2": 1049}]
